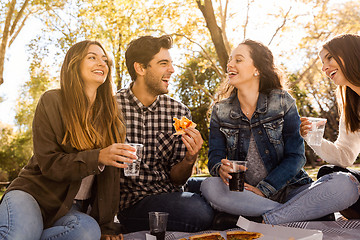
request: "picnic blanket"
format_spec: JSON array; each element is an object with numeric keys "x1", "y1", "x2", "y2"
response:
[{"x1": 123, "y1": 216, "x2": 360, "y2": 240}]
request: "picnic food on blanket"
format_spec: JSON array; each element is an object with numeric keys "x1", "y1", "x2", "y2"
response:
[
  {"x1": 173, "y1": 116, "x2": 197, "y2": 135},
  {"x1": 226, "y1": 231, "x2": 263, "y2": 240},
  {"x1": 184, "y1": 231, "x2": 263, "y2": 240},
  {"x1": 188, "y1": 232, "x2": 225, "y2": 240}
]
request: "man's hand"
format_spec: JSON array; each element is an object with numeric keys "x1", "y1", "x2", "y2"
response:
[
  {"x1": 182, "y1": 128, "x2": 203, "y2": 164},
  {"x1": 170, "y1": 127, "x2": 203, "y2": 185}
]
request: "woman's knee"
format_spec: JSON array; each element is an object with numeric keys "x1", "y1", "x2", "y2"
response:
[
  {"x1": 76, "y1": 214, "x2": 101, "y2": 240},
  {"x1": 51, "y1": 211, "x2": 101, "y2": 240},
  {"x1": 329, "y1": 172, "x2": 360, "y2": 204},
  {"x1": 0, "y1": 190, "x2": 43, "y2": 240},
  {"x1": 200, "y1": 177, "x2": 223, "y2": 198}
]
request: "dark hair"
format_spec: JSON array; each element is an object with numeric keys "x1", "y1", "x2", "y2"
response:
[
  {"x1": 125, "y1": 35, "x2": 173, "y2": 81},
  {"x1": 322, "y1": 34, "x2": 360, "y2": 132},
  {"x1": 243, "y1": 39, "x2": 283, "y2": 93},
  {"x1": 216, "y1": 39, "x2": 284, "y2": 101}
]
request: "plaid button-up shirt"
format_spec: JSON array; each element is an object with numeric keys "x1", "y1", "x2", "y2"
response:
[{"x1": 116, "y1": 87, "x2": 191, "y2": 210}]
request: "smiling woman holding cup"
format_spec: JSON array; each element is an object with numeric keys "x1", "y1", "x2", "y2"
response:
[
  {"x1": 0, "y1": 40, "x2": 135, "y2": 240},
  {"x1": 201, "y1": 39, "x2": 360, "y2": 227},
  {"x1": 300, "y1": 34, "x2": 360, "y2": 219}
]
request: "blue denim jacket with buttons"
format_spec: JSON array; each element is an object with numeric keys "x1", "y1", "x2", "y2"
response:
[{"x1": 208, "y1": 89, "x2": 313, "y2": 198}]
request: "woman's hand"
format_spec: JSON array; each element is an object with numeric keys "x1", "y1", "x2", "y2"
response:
[
  {"x1": 219, "y1": 159, "x2": 233, "y2": 185},
  {"x1": 101, "y1": 234, "x2": 123, "y2": 240},
  {"x1": 299, "y1": 117, "x2": 312, "y2": 137},
  {"x1": 244, "y1": 183, "x2": 265, "y2": 197},
  {"x1": 98, "y1": 143, "x2": 137, "y2": 169}
]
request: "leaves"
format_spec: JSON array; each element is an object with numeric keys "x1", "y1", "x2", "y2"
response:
[{"x1": 2, "y1": 0, "x2": 360, "y2": 176}]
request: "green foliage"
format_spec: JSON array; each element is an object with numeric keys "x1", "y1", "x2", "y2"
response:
[
  {"x1": 0, "y1": 125, "x2": 32, "y2": 180},
  {"x1": 175, "y1": 48, "x2": 222, "y2": 173},
  {"x1": 0, "y1": 47, "x2": 55, "y2": 180},
  {"x1": 2, "y1": 0, "x2": 360, "y2": 179}
]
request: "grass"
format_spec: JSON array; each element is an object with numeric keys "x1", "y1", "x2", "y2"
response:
[{"x1": 0, "y1": 187, "x2": 5, "y2": 198}]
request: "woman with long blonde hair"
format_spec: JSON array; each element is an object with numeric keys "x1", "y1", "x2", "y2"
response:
[{"x1": 0, "y1": 40, "x2": 134, "y2": 240}]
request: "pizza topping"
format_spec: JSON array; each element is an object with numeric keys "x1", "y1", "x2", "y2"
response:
[
  {"x1": 226, "y1": 231, "x2": 263, "y2": 240},
  {"x1": 173, "y1": 116, "x2": 197, "y2": 135}
]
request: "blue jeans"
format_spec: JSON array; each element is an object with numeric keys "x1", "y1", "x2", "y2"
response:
[
  {"x1": 118, "y1": 178, "x2": 214, "y2": 233},
  {"x1": 0, "y1": 190, "x2": 101, "y2": 240},
  {"x1": 201, "y1": 172, "x2": 360, "y2": 225}
]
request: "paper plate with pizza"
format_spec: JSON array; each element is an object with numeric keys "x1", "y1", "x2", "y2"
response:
[{"x1": 173, "y1": 116, "x2": 197, "y2": 135}]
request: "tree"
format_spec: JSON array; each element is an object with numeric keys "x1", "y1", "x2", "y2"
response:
[
  {"x1": 196, "y1": 0, "x2": 229, "y2": 73},
  {"x1": 0, "y1": 41, "x2": 55, "y2": 180},
  {"x1": 176, "y1": 46, "x2": 221, "y2": 173},
  {"x1": 0, "y1": 0, "x2": 66, "y2": 85},
  {"x1": 73, "y1": 0, "x2": 209, "y2": 88}
]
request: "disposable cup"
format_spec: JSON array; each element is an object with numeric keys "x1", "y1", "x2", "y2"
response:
[
  {"x1": 306, "y1": 117, "x2": 327, "y2": 146},
  {"x1": 228, "y1": 160, "x2": 247, "y2": 192},
  {"x1": 148, "y1": 212, "x2": 169, "y2": 240},
  {"x1": 123, "y1": 143, "x2": 143, "y2": 177}
]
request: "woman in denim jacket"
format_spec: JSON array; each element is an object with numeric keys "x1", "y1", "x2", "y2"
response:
[{"x1": 201, "y1": 39, "x2": 360, "y2": 225}]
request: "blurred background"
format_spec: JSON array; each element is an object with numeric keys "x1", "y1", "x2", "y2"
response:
[{"x1": 1, "y1": 0, "x2": 359, "y2": 185}]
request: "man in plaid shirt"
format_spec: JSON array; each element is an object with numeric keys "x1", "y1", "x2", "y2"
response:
[{"x1": 116, "y1": 35, "x2": 214, "y2": 232}]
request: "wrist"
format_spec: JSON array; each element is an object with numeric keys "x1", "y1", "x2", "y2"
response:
[{"x1": 183, "y1": 155, "x2": 197, "y2": 165}]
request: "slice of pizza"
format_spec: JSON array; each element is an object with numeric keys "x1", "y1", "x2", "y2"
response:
[
  {"x1": 188, "y1": 232, "x2": 225, "y2": 240},
  {"x1": 226, "y1": 231, "x2": 263, "y2": 240},
  {"x1": 173, "y1": 116, "x2": 197, "y2": 135}
]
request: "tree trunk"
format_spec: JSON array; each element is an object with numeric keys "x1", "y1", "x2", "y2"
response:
[
  {"x1": 196, "y1": 0, "x2": 229, "y2": 73},
  {"x1": 0, "y1": 0, "x2": 17, "y2": 85}
]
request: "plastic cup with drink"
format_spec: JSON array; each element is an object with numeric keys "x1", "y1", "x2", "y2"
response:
[
  {"x1": 148, "y1": 212, "x2": 169, "y2": 240},
  {"x1": 123, "y1": 143, "x2": 144, "y2": 177},
  {"x1": 306, "y1": 117, "x2": 327, "y2": 146},
  {"x1": 228, "y1": 160, "x2": 247, "y2": 191}
]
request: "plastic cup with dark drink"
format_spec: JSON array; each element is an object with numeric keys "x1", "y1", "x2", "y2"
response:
[
  {"x1": 149, "y1": 212, "x2": 169, "y2": 240},
  {"x1": 228, "y1": 160, "x2": 247, "y2": 191}
]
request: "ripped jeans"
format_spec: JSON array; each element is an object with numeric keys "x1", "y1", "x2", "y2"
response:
[
  {"x1": 0, "y1": 190, "x2": 101, "y2": 240},
  {"x1": 201, "y1": 172, "x2": 360, "y2": 225}
]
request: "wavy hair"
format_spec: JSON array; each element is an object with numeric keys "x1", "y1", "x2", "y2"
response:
[
  {"x1": 60, "y1": 40, "x2": 125, "y2": 150},
  {"x1": 322, "y1": 34, "x2": 360, "y2": 132},
  {"x1": 215, "y1": 39, "x2": 285, "y2": 102}
]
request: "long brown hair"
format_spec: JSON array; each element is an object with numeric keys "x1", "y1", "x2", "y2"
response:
[
  {"x1": 60, "y1": 40, "x2": 125, "y2": 150},
  {"x1": 322, "y1": 34, "x2": 360, "y2": 132},
  {"x1": 215, "y1": 39, "x2": 285, "y2": 102}
]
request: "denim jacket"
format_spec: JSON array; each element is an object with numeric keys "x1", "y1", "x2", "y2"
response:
[{"x1": 208, "y1": 89, "x2": 313, "y2": 198}]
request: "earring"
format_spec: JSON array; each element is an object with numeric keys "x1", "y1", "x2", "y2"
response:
[{"x1": 254, "y1": 72, "x2": 259, "y2": 77}]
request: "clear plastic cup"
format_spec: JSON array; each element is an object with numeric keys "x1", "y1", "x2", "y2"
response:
[
  {"x1": 228, "y1": 160, "x2": 247, "y2": 191},
  {"x1": 123, "y1": 143, "x2": 143, "y2": 177},
  {"x1": 148, "y1": 212, "x2": 169, "y2": 240},
  {"x1": 306, "y1": 117, "x2": 327, "y2": 146}
]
